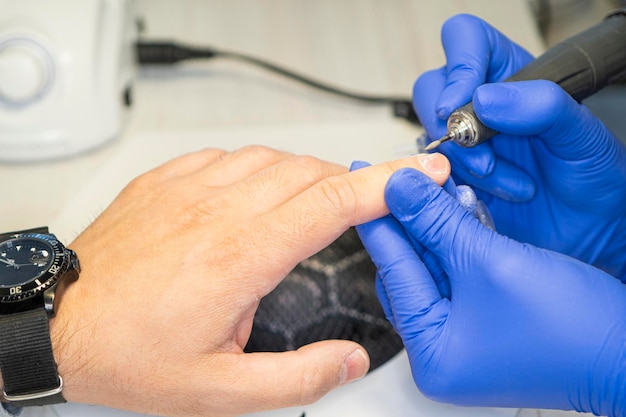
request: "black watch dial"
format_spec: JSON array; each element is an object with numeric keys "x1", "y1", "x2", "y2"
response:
[{"x1": 0, "y1": 236, "x2": 63, "y2": 301}]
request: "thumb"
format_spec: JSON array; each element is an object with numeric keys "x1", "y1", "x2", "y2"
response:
[
  {"x1": 228, "y1": 341, "x2": 369, "y2": 413},
  {"x1": 385, "y1": 168, "x2": 493, "y2": 278},
  {"x1": 473, "y1": 80, "x2": 618, "y2": 161}
]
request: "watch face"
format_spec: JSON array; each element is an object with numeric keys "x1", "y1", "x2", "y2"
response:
[{"x1": 0, "y1": 234, "x2": 66, "y2": 301}]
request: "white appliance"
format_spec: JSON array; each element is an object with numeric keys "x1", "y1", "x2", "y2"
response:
[{"x1": 0, "y1": 0, "x2": 136, "y2": 162}]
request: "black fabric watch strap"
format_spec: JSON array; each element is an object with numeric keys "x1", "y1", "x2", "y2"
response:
[
  {"x1": 0, "y1": 227, "x2": 49, "y2": 242},
  {"x1": 0, "y1": 308, "x2": 65, "y2": 407}
]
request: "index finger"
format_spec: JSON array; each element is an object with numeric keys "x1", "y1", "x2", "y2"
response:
[
  {"x1": 436, "y1": 14, "x2": 533, "y2": 119},
  {"x1": 301, "y1": 153, "x2": 450, "y2": 230},
  {"x1": 249, "y1": 153, "x2": 450, "y2": 295}
]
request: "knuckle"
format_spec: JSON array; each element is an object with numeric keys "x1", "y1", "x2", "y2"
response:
[
  {"x1": 119, "y1": 172, "x2": 154, "y2": 196},
  {"x1": 291, "y1": 154, "x2": 323, "y2": 168},
  {"x1": 189, "y1": 147, "x2": 227, "y2": 163},
  {"x1": 377, "y1": 160, "x2": 404, "y2": 177},
  {"x1": 315, "y1": 175, "x2": 358, "y2": 220},
  {"x1": 295, "y1": 367, "x2": 332, "y2": 405},
  {"x1": 289, "y1": 154, "x2": 328, "y2": 177},
  {"x1": 204, "y1": 148, "x2": 228, "y2": 162},
  {"x1": 236, "y1": 144, "x2": 281, "y2": 160},
  {"x1": 271, "y1": 155, "x2": 340, "y2": 189}
]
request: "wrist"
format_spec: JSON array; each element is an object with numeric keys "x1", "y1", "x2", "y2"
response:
[{"x1": 48, "y1": 276, "x2": 84, "y2": 404}]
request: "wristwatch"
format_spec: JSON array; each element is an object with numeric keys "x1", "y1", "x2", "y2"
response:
[{"x1": 0, "y1": 227, "x2": 80, "y2": 407}]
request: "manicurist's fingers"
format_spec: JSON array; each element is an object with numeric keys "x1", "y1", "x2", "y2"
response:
[
  {"x1": 435, "y1": 13, "x2": 533, "y2": 119},
  {"x1": 356, "y1": 214, "x2": 443, "y2": 337},
  {"x1": 384, "y1": 168, "x2": 492, "y2": 281}
]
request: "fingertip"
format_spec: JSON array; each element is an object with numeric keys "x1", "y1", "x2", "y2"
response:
[
  {"x1": 387, "y1": 166, "x2": 432, "y2": 188},
  {"x1": 415, "y1": 153, "x2": 451, "y2": 185},
  {"x1": 436, "y1": 104, "x2": 452, "y2": 120},
  {"x1": 442, "y1": 13, "x2": 483, "y2": 31},
  {"x1": 293, "y1": 341, "x2": 368, "y2": 396},
  {"x1": 374, "y1": 273, "x2": 396, "y2": 328},
  {"x1": 413, "y1": 68, "x2": 450, "y2": 135},
  {"x1": 473, "y1": 81, "x2": 566, "y2": 135},
  {"x1": 350, "y1": 160, "x2": 371, "y2": 172},
  {"x1": 385, "y1": 168, "x2": 442, "y2": 220},
  {"x1": 453, "y1": 158, "x2": 537, "y2": 203},
  {"x1": 451, "y1": 146, "x2": 496, "y2": 178},
  {"x1": 339, "y1": 347, "x2": 370, "y2": 385},
  {"x1": 442, "y1": 176, "x2": 457, "y2": 196},
  {"x1": 455, "y1": 184, "x2": 477, "y2": 214},
  {"x1": 436, "y1": 81, "x2": 474, "y2": 121}
]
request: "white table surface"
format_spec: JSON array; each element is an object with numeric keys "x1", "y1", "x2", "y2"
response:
[{"x1": 0, "y1": 1, "x2": 595, "y2": 416}]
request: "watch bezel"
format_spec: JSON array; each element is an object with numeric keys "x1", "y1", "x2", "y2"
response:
[{"x1": 0, "y1": 233, "x2": 69, "y2": 302}]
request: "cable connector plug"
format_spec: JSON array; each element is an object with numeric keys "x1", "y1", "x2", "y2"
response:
[{"x1": 136, "y1": 41, "x2": 216, "y2": 64}]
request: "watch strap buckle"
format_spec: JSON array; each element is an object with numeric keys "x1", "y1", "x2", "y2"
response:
[{"x1": 2, "y1": 376, "x2": 63, "y2": 406}]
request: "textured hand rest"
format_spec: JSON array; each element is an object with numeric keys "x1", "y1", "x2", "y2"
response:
[{"x1": 245, "y1": 227, "x2": 403, "y2": 371}]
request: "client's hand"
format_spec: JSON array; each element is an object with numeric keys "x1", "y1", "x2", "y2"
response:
[{"x1": 50, "y1": 146, "x2": 450, "y2": 417}]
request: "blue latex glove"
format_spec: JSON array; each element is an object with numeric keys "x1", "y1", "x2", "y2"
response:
[
  {"x1": 351, "y1": 160, "x2": 488, "y2": 300},
  {"x1": 413, "y1": 14, "x2": 626, "y2": 280},
  {"x1": 356, "y1": 168, "x2": 626, "y2": 416}
]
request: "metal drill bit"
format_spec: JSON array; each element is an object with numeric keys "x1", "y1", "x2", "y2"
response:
[{"x1": 424, "y1": 132, "x2": 454, "y2": 151}]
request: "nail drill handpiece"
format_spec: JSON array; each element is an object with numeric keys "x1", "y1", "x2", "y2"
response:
[{"x1": 425, "y1": 9, "x2": 626, "y2": 151}]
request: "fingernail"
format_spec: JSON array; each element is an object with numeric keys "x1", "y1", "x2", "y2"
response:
[
  {"x1": 340, "y1": 348, "x2": 369, "y2": 385},
  {"x1": 416, "y1": 153, "x2": 449, "y2": 175}
]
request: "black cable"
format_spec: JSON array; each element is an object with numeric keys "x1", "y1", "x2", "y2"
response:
[{"x1": 135, "y1": 41, "x2": 421, "y2": 125}]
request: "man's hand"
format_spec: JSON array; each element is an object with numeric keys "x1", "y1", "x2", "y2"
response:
[{"x1": 49, "y1": 146, "x2": 449, "y2": 417}]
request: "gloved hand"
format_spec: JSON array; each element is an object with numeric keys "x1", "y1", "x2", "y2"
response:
[
  {"x1": 413, "y1": 14, "x2": 626, "y2": 280},
  {"x1": 356, "y1": 168, "x2": 626, "y2": 416}
]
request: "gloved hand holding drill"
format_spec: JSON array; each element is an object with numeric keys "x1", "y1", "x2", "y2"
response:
[{"x1": 414, "y1": 13, "x2": 626, "y2": 280}]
